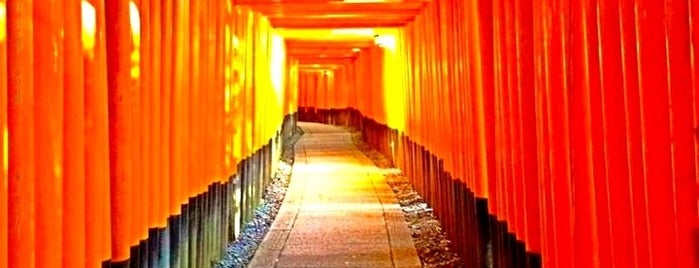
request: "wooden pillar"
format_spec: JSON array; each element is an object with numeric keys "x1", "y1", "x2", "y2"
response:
[
  {"x1": 7, "y1": 0, "x2": 36, "y2": 267},
  {"x1": 597, "y1": 0, "x2": 635, "y2": 266},
  {"x1": 636, "y1": 0, "x2": 677, "y2": 265},
  {"x1": 543, "y1": 0, "x2": 573, "y2": 266},
  {"x1": 615, "y1": 0, "x2": 652, "y2": 266},
  {"x1": 105, "y1": 0, "x2": 134, "y2": 262},
  {"x1": 188, "y1": 0, "x2": 200, "y2": 198},
  {"x1": 513, "y1": 0, "x2": 540, "y2": 255},
  {"x1": 160, "y1": 0, "x2": 173, "y2": 218},
  {"x1": 215, "y1": 0, "x2": 225, "y2": 185},
  {"x1": 149, "y1": 0, "x2": 165, "y2": 228},
  {"x1": 84, "y1": 0, "x2": 113, "y2": 265},
  {"x1": 0, "y1": 1, "x2": 7, "y2": 267},
  {"x1": 692, "y1": 1, "x2": 699, "y2": 264},
  {"x1": 664, "y1": 0, "x2": 697, "y2": 266},
  {"x1": 44, "y1": 0, "x2": 82, "y2": 262},
  {"x1": 568, "y1": 0, "x2": 601, "y2": 265},
  {"x1": 141, "y1": 0, "x2": 158, "y2": 231},
  {"x1": 63, "y1": 0, "x2": 86, "y2": 267},
  {"x1": 170, "y1": 0, "x2": 185, "y2": 216},
  {"x1": 159, "y1": 0, "x2": 173, "y2": 264},
  {"x1": 128, "y1": 0, "x2": 147, "y2": 242}
]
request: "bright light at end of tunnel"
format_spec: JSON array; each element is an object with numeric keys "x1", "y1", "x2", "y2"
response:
[
  {"x1": 374, "y1": 34, "x2": 396, "y2": 50},
  {"x1": 330, "y1": 28, "x2": 374, "y2": 37},
  {"x1": 130, "y1": 1, "x2": 141, "y2": 79},
  {"x1": 0, "y1": 2, "x2": 6, "y2": 42},
  {"x1": 81, "y1": 1, "x2": 96, "y2": 54},
  {"x1": 343, "y1": 0, "x2": 391, "y2": 3}
]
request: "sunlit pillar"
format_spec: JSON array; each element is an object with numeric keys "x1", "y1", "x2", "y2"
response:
[
  {"x1": 171, "y1": 0, "x2": 187, "y2": 210},
  {"x1": 215, "y1": 0, "x2": 226, "y2": 183},
  {"x1": 140, "y1": 0, "x2": 158, "y2": 231},
  {"x1": 128, "y1": 0, "x2": 147, "y2": 242},
  {"x1": 0, "y1": 1, "x2": 6, "y2": 267},
  {"x1": 202, "y1": 0, "x2": 213, "y2": 191},
  {"x1": 7, "y1": 0, "x2": 36, "y2": 267},
  {"x1": 83, "y1": 0, "x2": 113, "y2": 266},
  {"x1": 243, "y1": 9, "x2": 254, "y2": 159},
  {"x1": 202, "y1": 0, "x2": 214, "y2": 189},
  {"x1": 105, "y1": 0, "x2": 134, "y2": 262},
  {"x1": 148, "y1": 0, "x2": 165, "y2": 228},
  {"x1": 63, "y1": 0, "x2": 86, "y2": 267},
  {"x1": 160, "y1": 0, "x2": 174, "y2": 217},
  {"x1": 33, "y1": 0, "x2": 65, "y2": 266},
  {"x1": 223, "y1": 5, "x2": 233, "y2": 174},
  {"x1": 0, "y1": 0, "x2": 8, "y2": 267},
  {"x1": 186, "y1": 0, "x2": 198, "y2": 197}
]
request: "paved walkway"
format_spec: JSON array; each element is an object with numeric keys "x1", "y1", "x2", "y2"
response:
[{"x1": 249, "y1": 122, "x2": 421, "y2": 268}]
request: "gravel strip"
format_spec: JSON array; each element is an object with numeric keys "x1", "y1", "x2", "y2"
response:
[
  {"x1": 215, "y1": 128, "x2": 303, "y2": 268},
  {"x1": 215, "y1": 125, "x2": 464, "y2": 268},
  {"x1": 352, "y1": 131, "x2": 465, "y2": 268}
]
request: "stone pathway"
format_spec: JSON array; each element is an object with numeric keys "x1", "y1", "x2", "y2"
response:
[{"x1": 249, "y1": 122, "x2": 421, "y2": 268}]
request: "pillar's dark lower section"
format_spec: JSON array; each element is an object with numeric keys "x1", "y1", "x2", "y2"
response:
[
  {"x1": 299, "y1": 107, "x2": 541, "y2": 268},
  {"x1": 105, "y1": 114, "x2": 297, "y2": 268}
]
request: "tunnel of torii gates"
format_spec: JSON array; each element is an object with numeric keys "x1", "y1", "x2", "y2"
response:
[{"x1": 0, "y1": 0, "x2": 697, "y2": 267}]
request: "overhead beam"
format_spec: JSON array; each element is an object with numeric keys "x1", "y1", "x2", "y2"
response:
[{"x1": 271, "y1": 19, "x2": 407, "y2": 28}]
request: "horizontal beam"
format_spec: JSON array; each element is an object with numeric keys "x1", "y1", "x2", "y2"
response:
[{"x1": 270, "y1": 19, "x2": 407, "y2": 28}]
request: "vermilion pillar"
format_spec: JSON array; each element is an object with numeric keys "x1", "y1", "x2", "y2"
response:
[
  {"x1": 140, "y1": 0, "x2": 156, "y2": 229},
  {"x1": 128, "y1": 0, "x2": 145, "y2": 242},
  {"x1": 149, "y1": 0, "x2": 165, "y2": 228},
  {"x1": 568, "y1": 0, "x2": 600, "y2": 266},
  {"x1": 474, "y1": 0, "x2": 494, "y2": 201},
  {"x1": 0, "y1": 1, "x2": 7, "y2": 267},
  {"x1": 171, "y1": 0, "x2": 185, "y2": 212},
  {"x1": 664, "y1": 1, "x2": 697, "y2": 267},
  {"x1": 636, "y1": 0, "x2": 676, "y2": 266},
  {"x1": 7, "y1": 0, "x2": 36, "y2": 267},
  {"x1": 201, "y1": 0, "x2": 212, "y2": 190},
  {"x1": 618, "y1": 0, "x2": 651, "y2": 266},
  {"x1": 63, "y1": 0, "x2": 86, "y2": 267},
  {"x1": 192, "y1": 0, "x2": 200, "y2": 196},
  {"x1": 188, "y1": 0, "x2": 200, "y2": 196},
  {"x1": 532, "y1": 0, "x2": 554, "y2": 259},
  {"x1": 105, "y1": 0, "x2": 134, "y2": 262},
  {"x1": 215, "y1": 0, "x2": 225, "y2": 183},
  {"x1": 492, "y1": 0, "x2": 505, "y2": 221},
  {"x1": 598, "y1": 0, "x2": 635, "y2": 266},
  {"x1": 244, "y1": 10, "x2": 254, "y2": 159},
  {"x1": 34, "y1": 0, "x2": 65, "y2": 266},
  {"x1": 84, "y1": 0, "x2": 113, "y2": 265},
  {"x1": 546, "y1": 1, "x2": 574, "y2": 266},
  {"x1": 161, "y1": 0, "x2": 173, "y2": 216},
  {"x1": 693, "y1": 2, "x2": 699, "y2": 259},
  {"x1": 513, "y1": 0, "x2": 540, "y2": 253}
]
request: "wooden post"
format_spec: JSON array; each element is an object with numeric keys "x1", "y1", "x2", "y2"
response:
[
  {"x1": 7, "y1": 0, "x2": 36, "y2": 267},
  {"x1": 33, "y1": 1, "x2": 64, "y2": 262},
  {"x1": 0, "y1": 1, "x2": 7, "y2": 267},
  {"x1": 105, "y1": 0, "x2": 134, "y2": 262},
  {"x1": 664, "y1": 0, "x2": 697, "y2": 266},
  {"x1": 84, "y1": 0, "x2": 113, "y2": 265},
  {"x1": 63, "y1": 0, "x2": 86, "y2": 267}
]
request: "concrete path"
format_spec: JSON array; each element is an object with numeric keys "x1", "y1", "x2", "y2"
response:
[{"x1": 249, "y1": 122, "x2": 421, "y2": 268}]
